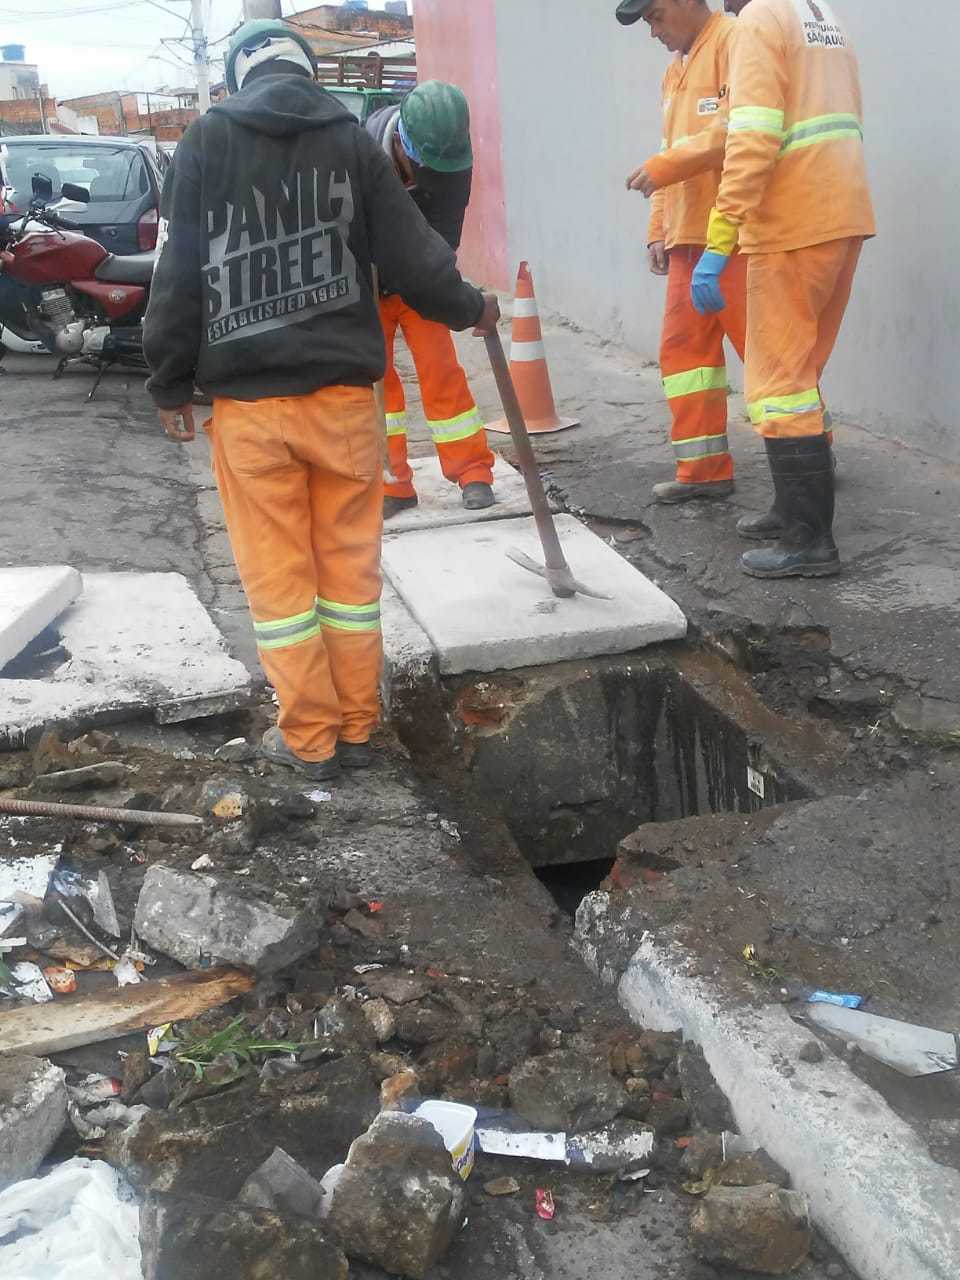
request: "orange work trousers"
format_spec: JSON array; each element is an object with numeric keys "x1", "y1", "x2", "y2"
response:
[
  {"x1": 745, "y1": 237, "x2": 863, "y2": 439},
  {"x1": 379, "y1": 294, "x2": 495, "y2": 498},
  {"x1": 206, "y1": 386, "x2": 383, "y2": 762},
  {"x1": 661, "y1": 246, "x2": 747, "y2": 484}
]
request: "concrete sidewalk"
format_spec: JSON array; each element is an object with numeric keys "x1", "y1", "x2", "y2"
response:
[{"x1": 448, "y1": 310, "x2": 960, "y2": 738}]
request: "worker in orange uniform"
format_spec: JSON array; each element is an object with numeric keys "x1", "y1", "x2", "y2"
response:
[
  {"x1": 620, "y1": 0, "x2": 747, "y2": 505},
  {"x1": 144, "y1": 21, "x2": 499, "y2": 782},
  {"x1": 366, "y1": 82, "x2": 497, "y2": 518},
  {"x1": 691, "y1": 0, "x2": 873, "y2": 577}
]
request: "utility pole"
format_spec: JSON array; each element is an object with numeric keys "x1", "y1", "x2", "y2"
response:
[
  {"x1": 243, "y1": 0, "x2": 283, "y2": 18},
  {"x1": 190, "y1": 0, "x2": 212, "y2": 113}
]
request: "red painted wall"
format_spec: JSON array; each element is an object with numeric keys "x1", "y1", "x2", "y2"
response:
[{"x1": 413, "y1": 0, "x2": 510, "y2": 289}]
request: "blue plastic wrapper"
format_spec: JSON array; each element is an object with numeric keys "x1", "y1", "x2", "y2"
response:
[{"x1": 808, "y1": 990, "x2": 863, "y2": 1009}]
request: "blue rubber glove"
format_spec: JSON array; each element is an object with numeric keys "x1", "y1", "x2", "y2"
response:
[{"x1": 690, "y1": 250, "x2": 730, "y2": 316}]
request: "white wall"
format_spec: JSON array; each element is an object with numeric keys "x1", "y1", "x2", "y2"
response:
[{"x1": 493, "y1": 0, "x2": 960, "y2": 461}]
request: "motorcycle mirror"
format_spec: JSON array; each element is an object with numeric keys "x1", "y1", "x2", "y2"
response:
[
  {"x1": 60, "y1": 182, "x2": 90, "y2": 204},
  {"x1": 31, "y1": 173, "x2": 54, "y2": 201}
]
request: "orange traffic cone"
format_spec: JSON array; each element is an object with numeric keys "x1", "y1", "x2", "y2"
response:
[{"x1": 486, "y1": 261, "x2": 579, "y2": 435}]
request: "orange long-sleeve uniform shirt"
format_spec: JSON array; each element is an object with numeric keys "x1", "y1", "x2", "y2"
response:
[
  {"x1": 712, "y1": 0, "x2": 874, "y2": 254},
  {"x1": 645, "y1": 10, "x2": 737, "y2": 250}
]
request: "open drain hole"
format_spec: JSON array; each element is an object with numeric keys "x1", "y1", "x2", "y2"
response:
[
  {"x1": 0, "y1": 625, "x2": 69, "y2": 680},
  {"x1": 457, "y1": 660, "x2": 809, "y2": 914}
]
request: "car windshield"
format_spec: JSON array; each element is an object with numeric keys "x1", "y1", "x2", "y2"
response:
[{"x1": 1, "y1": 143, "x2": 149, "y2": 208}]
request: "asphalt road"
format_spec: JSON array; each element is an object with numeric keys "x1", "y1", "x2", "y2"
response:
[{"x1": 0, "y1": 350, "x2": 256, "y2": 674}]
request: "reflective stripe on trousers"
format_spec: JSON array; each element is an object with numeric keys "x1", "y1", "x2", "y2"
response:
[
  {"x1": 380, "y1": 294, "x2": 495, "y2": 496},
  {"x1": 316, "y1": 596, "x2": 381, "y2": 633},
  {"x1": 659, "y1": 247, "x2": 746, "y2": 484},
  {"x1": 747, "y1": 389, "x2": 822, "y2": 427},
  {"x1": 427, "y1": 405, "x2": 485, "y2": 445}
]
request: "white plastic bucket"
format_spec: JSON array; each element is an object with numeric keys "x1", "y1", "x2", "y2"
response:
[{"x1": 414, "y1": 1100, "x2": 477, "y2": 1180}]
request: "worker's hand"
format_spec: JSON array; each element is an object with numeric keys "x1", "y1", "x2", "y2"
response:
[
  {"x1": 473, "y1": 292, "x2": 501, "y2": 337},
  {"x1": 626, "y1": 164, "x2": 658, "y2": 198},
  {"x1": 158, "y1": 404, "x2": 196, "y2": 442},
  {"x1": 647, "y1": 241, "x2": 669, "y2": 276},
  {"x1": 690, "y1": 250, "x2": 730, "y2": 315}
]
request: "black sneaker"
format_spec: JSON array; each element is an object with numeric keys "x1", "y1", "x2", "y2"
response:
[{"x1": 261, "y1": 727, "x2": 340, "y2": 781}]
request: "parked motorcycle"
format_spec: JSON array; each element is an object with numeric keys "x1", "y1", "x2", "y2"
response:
[{"x1": 0, "y1": 175, "x2": 154, "y2": 398}]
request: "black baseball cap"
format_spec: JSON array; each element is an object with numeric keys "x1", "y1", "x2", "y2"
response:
[{"x1": 616, "y1": 0, "x2": 653, "y2": 23}]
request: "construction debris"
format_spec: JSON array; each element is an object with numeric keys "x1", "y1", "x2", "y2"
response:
[
  {"x1": 805, "y1": 1002, "x2": 960, "y2": 1077},
  {"x1": 0, "y1": 1054, "x2": 67, "y2": 1188},
  {"x1": 328, "y1": 1111, "x2": 466, "y2": 1279},
  {"x1": 133, "y1": 866, "x2": 319, "y2": 972},
  {"x1": 237, "y1": 1147, "x2": 329, "y2": 1220},
  {"x1": 0, "y1": 967, "x2": 256, "y2": 1057},
  {"x1": 34, "y1": 761, "x2": 130, "y2": 791},
  {"x1": 140, "y1": 1190, "x2": 348, "y2": 1280},
  {"x1": 690, "y1": 1183, "x2": 813, "y2": 1275},
  {"x1": 509, "y1": 1049, "x2": 627, "y2": 1133}
]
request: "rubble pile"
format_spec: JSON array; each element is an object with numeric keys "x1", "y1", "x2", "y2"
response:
[{"x1": 0, "y1": 728, "x2": 820, "y2": 1278}]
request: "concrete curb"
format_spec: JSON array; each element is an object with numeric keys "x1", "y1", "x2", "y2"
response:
[{"x1": 576, "y1": 894, "x2": 960, "y2": 1280}]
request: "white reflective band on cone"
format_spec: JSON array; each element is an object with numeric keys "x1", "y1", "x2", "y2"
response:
[
  {"x1": 509, "y1": 340, "x2": 546, "y2": 362},
  {"x1": 512, "y1": 297, "x2": 540, "y2": 318}
]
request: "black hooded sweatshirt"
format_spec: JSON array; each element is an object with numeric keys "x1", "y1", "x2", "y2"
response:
[{"x1": 144, "y1": 73, "x2": 484, "y2": 409}]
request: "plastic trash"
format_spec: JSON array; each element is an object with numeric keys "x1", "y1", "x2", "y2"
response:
[
  {"x1": 0, "y1": 1157, "x2": 142, "y2": 1280},
  {"x1": 535, "y1": 1188, "x2": 556, "y2": 1220},
  {"x1": 2, "y1": 961, "x2": 53, "y2": 1003},
  {"x1": 808, "y1": 990, "x2": 863, "y2": 1009},
  {"x1": 414, "y1": 1100, "x2": 477, "y2": 1180},
  {"x1": 0, "y1": 852, "x2": 60, "y2": 932}
]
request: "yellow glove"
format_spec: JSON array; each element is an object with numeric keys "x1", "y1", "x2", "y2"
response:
[{"x1": 706, "y1": 208, "x2": 739, "y2": 256}]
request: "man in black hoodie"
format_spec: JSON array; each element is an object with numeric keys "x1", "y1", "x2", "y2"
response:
[{"x1": 144, "y1": 20, "x2": 499, "y2": 782}]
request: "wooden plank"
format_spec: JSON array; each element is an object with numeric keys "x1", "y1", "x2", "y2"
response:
[{"x1": 0, "y1": 967, "x2": 256, "y2": 1057}]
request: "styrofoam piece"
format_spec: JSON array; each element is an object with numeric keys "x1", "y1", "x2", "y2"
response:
[
  {"x1": 475, "y1": 1124, "x2": 654, "y2": 1173},
  {"x1": 384, "y1": 453, "x2": 538, "y2": 534},
  {"x1": 382, "y1": 515, "x2": 687, "y2": 675},
  {"x1": 0, "y1": 566, "x2": 82, "y2": 671},
  {"x1": 476, "y1": 1128, "x2": 567, "y2": 1162},
  {"x1": 806, "y1": 1003, "x2": 959, "y2": 1077},
  {"x1": 0, "y1": 572, "x2": 252, "y2": 745}
]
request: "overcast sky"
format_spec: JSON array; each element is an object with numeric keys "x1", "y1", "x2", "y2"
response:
[{"x1": 0, "y1": 0, "x2": 403, "y2": 100}]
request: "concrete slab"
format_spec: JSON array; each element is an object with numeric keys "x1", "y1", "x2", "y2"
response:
[
  {"x1": 382, "y1": 515, "x2": 687, "y2": 675},
  {"x1": 0, "y1": 566, "x2": 82, "y2": 672},
  {"x1": 0, "y1": 572, "x2": 253, "y2": 746},
  {"x1": 384, "y1": 453, "x2": 536, "y2": 534},
  {"x1": 380, "y1": 579, "x2": 435, "y2": 716}
]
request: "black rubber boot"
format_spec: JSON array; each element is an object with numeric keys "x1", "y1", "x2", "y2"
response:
[
  {"x1": 736, "y1": 499, "x2": 784, "y2": 540},
  {"x1": 737, "y1": 442, "x2": 838, "y2": 539},
  {"x1": 740, "y1": 436, "x2": 840, "y2": 578}
]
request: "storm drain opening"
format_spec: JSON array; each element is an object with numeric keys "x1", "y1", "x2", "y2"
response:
[{"x1": 446, "y1": 657, "x2": 810, "y2": 915}]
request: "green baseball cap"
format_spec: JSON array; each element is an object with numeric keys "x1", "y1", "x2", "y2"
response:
[
  {"x1": 225, "y1": 20, "x2": 317, "y2": 93},
  {"x1": 400, "y1": 80, "x2": 473, "y2": 174}
]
